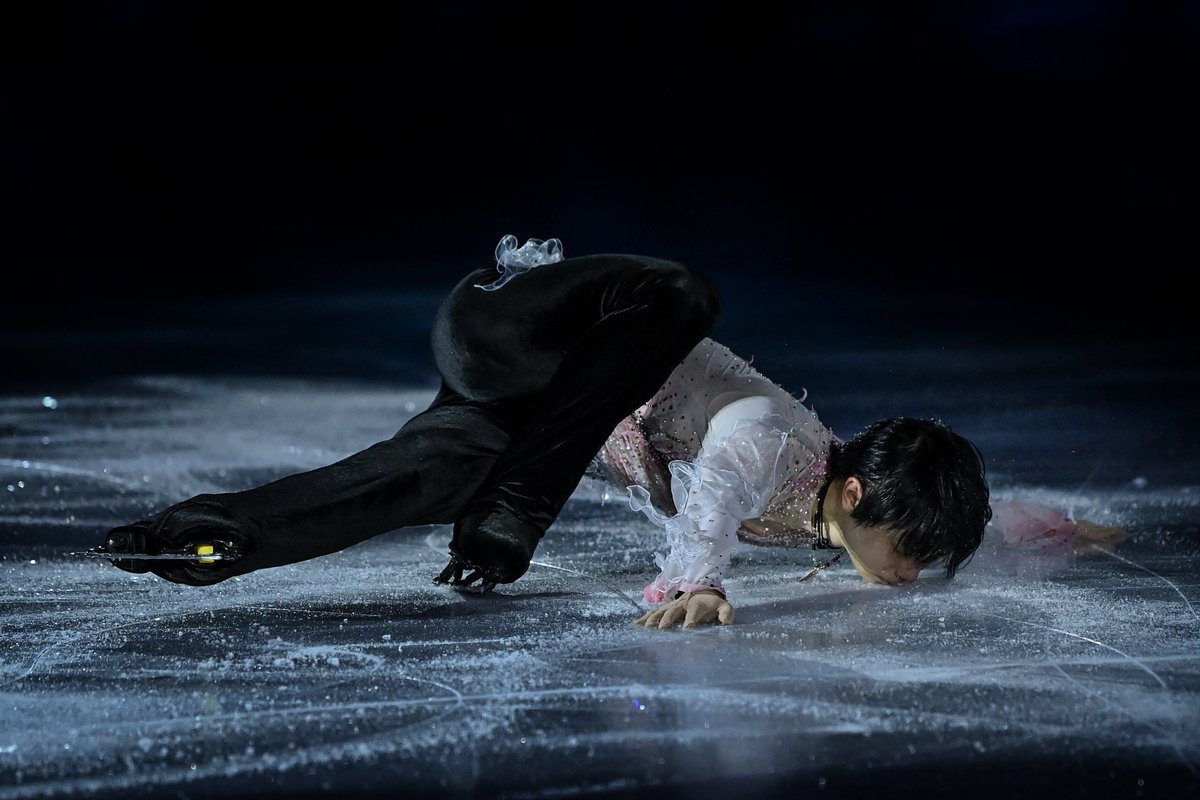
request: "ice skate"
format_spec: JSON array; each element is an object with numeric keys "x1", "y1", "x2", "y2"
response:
[
  {"x1": 74, "y1": 522, "x2": 243, "y2": 567},
  {"x1": 83, "y1": 497, "x2": 252, "y2": 585},
  {"x1": 434, "y1": 505, "x2": 543, "y2": 592}
]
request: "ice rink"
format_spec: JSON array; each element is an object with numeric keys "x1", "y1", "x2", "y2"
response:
[
  {"x1": 2, "y1": 282, "x2": 1198, "y2": 800},
  {"x1": 7, "y1": 2, "x2": 1197, "y2": 796}
]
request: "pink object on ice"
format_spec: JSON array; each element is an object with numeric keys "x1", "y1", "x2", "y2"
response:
[{"x1": 987, "y1": 499, "x2": 1079, "y2": 555}]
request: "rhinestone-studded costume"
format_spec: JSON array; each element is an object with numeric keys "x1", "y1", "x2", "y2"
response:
[{"x1": 585, "y1": 337, "x2": 835, "y2": 602}]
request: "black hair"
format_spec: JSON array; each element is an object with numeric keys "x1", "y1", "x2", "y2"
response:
[{"x1": 814, "y1": 417, "x2": 992, "y2": 579}]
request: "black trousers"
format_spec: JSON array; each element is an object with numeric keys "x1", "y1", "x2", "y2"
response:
[{"x1": 115, "y1": 254, "x2": 720, "y2": 585}]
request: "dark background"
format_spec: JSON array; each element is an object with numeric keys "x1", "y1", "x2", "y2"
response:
[{"x1": 4, "y1": 2, "x2": 1197, "y2": 368}]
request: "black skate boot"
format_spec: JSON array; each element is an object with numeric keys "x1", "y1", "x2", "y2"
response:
[
  {"x1": 91, "y1": 496, "x2": 252, "y2": 586},
  {"x1": 434, "y1": 504, "x2": 543, "y2": 593}
]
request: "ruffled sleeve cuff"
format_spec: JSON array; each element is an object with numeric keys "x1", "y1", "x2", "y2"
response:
[{"x1": 643, "y1": 577, "x2": 727, "y2": 604}]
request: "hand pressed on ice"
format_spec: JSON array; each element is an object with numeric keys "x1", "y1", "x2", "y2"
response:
[{"x1": 634, "y1": 589, "x2": 735, "y2": 630}]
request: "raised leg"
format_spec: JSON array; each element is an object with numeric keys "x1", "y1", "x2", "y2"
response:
[{"x1": 107, "y1": 384, "x2": 514, "y2": 585}]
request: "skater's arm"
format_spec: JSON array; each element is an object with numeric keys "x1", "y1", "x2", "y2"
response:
[
  {"x1": 986, "y1": 499, "x2": 1126, "y2": 555},
  {"x1": 630, "y1": 396, "x2": 788, "y2": 629}
]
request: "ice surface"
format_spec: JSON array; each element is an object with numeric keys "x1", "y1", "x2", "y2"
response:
[{"x1": 2, "y1": 289, "x2": 1198, "y2": 800}]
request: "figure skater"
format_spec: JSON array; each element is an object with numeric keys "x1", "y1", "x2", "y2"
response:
[{"x1": 97, "y1": 236, "x2": 1124, "y2": 630}]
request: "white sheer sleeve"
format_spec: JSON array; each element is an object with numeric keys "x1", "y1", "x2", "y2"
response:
[{"x1": 628, "y1": 396, "x2": 791, "y2": 604}]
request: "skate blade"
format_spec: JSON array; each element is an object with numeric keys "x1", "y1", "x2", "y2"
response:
[{"x1": 70, "y1": 544, "x2": 226, "y2": 563}]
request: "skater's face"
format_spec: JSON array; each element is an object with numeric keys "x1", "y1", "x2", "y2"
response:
[
  {"x1": 830, "y1": 477, "x2": 927, "y2": 586},
  {"x1": 839, "y1": 520, "x2": 925, "y2": 586}
]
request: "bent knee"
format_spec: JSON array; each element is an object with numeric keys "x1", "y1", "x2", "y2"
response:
[{"x1": 643, "y1": 261, "x2": 721, "y2": 334}]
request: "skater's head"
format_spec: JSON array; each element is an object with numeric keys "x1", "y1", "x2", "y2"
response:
[{"x1": 816, "y1": 417, "x2": 991, "y2": 584}]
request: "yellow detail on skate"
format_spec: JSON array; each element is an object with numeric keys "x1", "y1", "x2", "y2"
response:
[{"x1": 196, "y1": 544, "x2": 216, "y2": 564}]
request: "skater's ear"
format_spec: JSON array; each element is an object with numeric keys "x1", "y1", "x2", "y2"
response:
[{"x1": 840, "y1": 476, "x2": 864, "y2": 513}]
